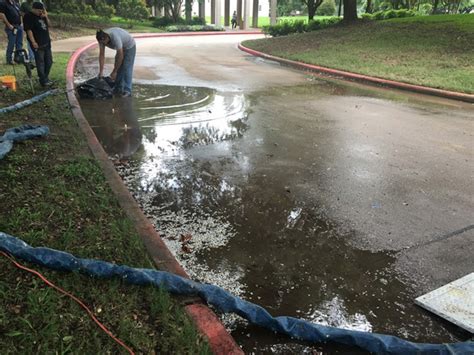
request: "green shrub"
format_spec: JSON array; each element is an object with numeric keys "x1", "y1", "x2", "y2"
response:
[
  {"x1": 317, "y1": 0, "x2": 336, "y2": 16},
  {"x1": 360, "y1": 13, "x2": 374, "y2": 20},
  {"x1": 263, "y1": 19, "x2": 306, "y2": 36},
  {"x1": 418, "y1": 3, "x2": 433, "y2": 15},
  {"x1": 383, "y1": 9, "x2": 398, "y2": 18},
  {"x1": 372, "y1": 11, "x2": 385, "y2": 20},
  {"x1": 117, "y1": 0, "x2": 150, "y2": 27},
  {"x1": 95, "y1": 0, "x2": 115, "y2": 20},
  {"x1": 395, "y1": 9, "x2": 416, "y2": 18},
  {"x1": 294, "y1": 19, "x2": 306, "y2": 33},
  {"x1": 166, "y1": 25, "x2": 224, "y2": 32},
  {"x1": 190, "y1": 16, "x2": 206, "y2": 25},
  {"x1": 263, "y1": 17, "x2": 341, "y2": 37},
  {"x1": 153, "y1": 16, "x2": 184, "y2": 27},
  {"x1": 369, "y1": 9, "x2": 416, "y2": 21}
]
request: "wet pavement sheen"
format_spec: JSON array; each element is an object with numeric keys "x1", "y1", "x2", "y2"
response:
[{"x1": 76, "y1": 35, "x2": 473, "y2": 353}]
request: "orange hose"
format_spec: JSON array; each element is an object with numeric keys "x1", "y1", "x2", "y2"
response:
[{"x1": 1, "y1": 251, "x2": 135, "y2": 355}]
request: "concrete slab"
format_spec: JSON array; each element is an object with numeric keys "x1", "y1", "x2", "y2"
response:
[{"x1": 415, "y1": 273, "x2": 474, "y2": 333}]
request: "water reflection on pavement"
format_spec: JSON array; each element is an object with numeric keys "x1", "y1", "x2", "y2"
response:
[{"x1": 78, "y1": 81, "x2": 472, "y2": 353}]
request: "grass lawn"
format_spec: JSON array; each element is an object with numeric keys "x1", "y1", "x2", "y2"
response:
[
  {"x1": 0, "y1": 55, "x2": 210, "y2": 354},
  {"x1": 242, "y1": 14, "x2": 474, "y2": 94}
]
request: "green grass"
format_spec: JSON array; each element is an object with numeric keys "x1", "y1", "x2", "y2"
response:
[
  {"x1": 0, "y1": 54, "x2": 210, "y2": 354},
  {"x1": 242, "y1": 14, "x2": 474, "y2": 93}
]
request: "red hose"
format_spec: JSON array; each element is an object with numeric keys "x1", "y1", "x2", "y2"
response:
[{"x1": 1, "y1": 251, "x2": 135, "y2": 355}]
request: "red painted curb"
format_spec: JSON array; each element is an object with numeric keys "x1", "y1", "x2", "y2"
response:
[
  {"x1": 186, "y1": 304, "x2": 244, "y2": 354},
  {"x1": 238, "y1": 43, "x2": 474, "y2": 103},
  {"x1": 65, "y1": 32, "x2": 250, "y2": 355}
]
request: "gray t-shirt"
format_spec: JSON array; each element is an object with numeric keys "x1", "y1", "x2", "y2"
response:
[{"x1": 104, "y1": 27, "x2": 135, "y2": 50}]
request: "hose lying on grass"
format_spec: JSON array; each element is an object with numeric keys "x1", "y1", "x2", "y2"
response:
[
  {"x1": 0, "y1": 124, "x2": 49, "y2": 160},
  {"x1": 0, "y1": 89, "x2": 59, "y2": 115},
  {"x1": 1, "y1": 232, "x2": 473, "y2": 355},
  {"x1": 1, "y1": 250, "x2": 135, "y2": 355}
]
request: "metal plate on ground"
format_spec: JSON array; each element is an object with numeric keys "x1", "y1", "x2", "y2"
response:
[{"x1": 415, "y1": 273, "x2": 474, "y2": 333}]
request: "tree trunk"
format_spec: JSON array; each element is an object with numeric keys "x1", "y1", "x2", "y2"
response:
[
  {"x1": 432, "y1": 0, "x2": 439, "y2": 14},
  {"x1": 338, "y1": 0, "x2": 343, "y2": 17},
  {"x1": 365, "y1": 0, "x2": 373, "y2": 13},
  {"x1": 343, "y1": 0, "x2": 357, "y2": 21},
  {"x1": 308, "y1": 2, "x2": 316, "y2": 20},
  {"x1": 185, "y1": 0, "x2": 192, "y2": 21}
]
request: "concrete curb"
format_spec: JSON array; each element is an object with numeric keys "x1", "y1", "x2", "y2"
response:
[
  {"x1": 65, "y1": 32, "x2": 251, "y2": 355},
  {"x1": 238, "y1": 43, "x2": 474, "y2": 103}
]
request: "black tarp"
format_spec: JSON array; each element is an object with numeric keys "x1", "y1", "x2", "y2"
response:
[{"x1": 76, "y1": 77, "x2": 115, "y2": 100}]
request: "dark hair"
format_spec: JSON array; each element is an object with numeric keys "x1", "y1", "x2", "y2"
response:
[
  {"x1": 20, "y1": 2, "x2": 31, "y2": 13},
  {"x1": 96, "y1": 30, "x2": 108, "y2": 42},
  {"x1": 32, "y1": 2, "x2": 45, "y2": 10}
]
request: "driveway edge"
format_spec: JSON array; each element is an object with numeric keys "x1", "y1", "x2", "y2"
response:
[
  {"x1": 238, "y1": 43, "x2": 474, "y2": 103},
  {"x1": 66, "y1": 33, "x2": 247, "y2": 355}
]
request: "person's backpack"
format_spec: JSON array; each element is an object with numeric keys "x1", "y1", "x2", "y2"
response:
[{"x1": 76, "y1": 77, "x2": 115, "y2": 100}]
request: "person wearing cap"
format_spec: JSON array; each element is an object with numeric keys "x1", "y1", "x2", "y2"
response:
[
  {"x1": 96, "y1": 27, "x2": 136, "y2": 97},
  {"x1": 0, "y1": 0, "x2": 23, "y2": 64},
  {"x1": 23, "y1": 1, "x2": 53, "y2": 87}
]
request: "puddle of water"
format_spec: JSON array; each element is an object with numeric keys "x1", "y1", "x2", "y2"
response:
[{"x1": 78, "y1": 81, "x2": 471, "y2": 353}]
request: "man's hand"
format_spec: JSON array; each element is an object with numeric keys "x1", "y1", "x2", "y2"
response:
[
  {"x1": 41, "y1": 10, "x2": 48, "y2": 18},
  {"x1": 31, "y1": 42, "x2": 39, "y2": 49},
  {"x1": 110, "y1": 71, "x2": 117, "y2": 81}
]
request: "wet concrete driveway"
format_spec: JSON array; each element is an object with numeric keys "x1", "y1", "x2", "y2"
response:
[{"x1": 76, "y1": 34, "x2": 474, "y2": 352}]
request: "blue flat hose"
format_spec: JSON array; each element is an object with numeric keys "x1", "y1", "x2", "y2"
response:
[
  {"x1": 0, "y1": 89, "x2": 59, "y2": 115},
  {"x1": 1, "y1": 232, "x2": 472, "y2": 354}
]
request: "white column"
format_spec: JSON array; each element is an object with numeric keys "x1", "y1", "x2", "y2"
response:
[
  {"x1": 270, "y1": 0, "x2": 277, "y2": 25},
  {"x1": 243, "y1": 0, "x2": 250, "y2": 30},
  {"x1": 214, "y1": 0, "x2": 221, "y2": 26}
]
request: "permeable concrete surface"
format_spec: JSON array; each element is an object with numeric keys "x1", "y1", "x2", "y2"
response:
[{"x1": 62, "y1": 34, "x2": 474, "y2": 352}]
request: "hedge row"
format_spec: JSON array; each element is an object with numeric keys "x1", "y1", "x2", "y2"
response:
[
  {"x1": 262, "y1": 17, "x2": 342, "y2": 37},
  {"x1": 153, "y1": 16, "x2": 206, "y2": 28},
  {"x1": 361, "y1": 9, "x2": 417, "y2": 20},
  {"x1": 263, "y1": 9, "x2": 418, "y2": 37},
  {"x1": 166, "y1": 25, "x2": 225, "y2": 32}
]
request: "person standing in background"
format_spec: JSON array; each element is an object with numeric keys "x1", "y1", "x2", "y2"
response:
[
  {"x1": 231, "y1": 11, "x2": 238, "y2": 29},
  {"x1": 0, "y1": 0, "x2": 23, "y2": 64},
  {"x1": 23, "y1": 2, "x2": 53, "y2": 87}
]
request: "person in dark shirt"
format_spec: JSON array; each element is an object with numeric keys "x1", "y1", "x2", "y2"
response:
[
  {"x1": 23, "y1": 1, "x2": 53, "y2": 87},
  {"x1": 0, "y1": 0, "x2": 23, "y2": 64}
]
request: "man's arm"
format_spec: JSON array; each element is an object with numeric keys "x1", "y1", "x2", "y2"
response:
[
  {"x1": 41, "y1": 9, "x2": 51, "y2": 27},
  {"x1": 26, "y1": 29, "x2": 38, "y2": 49},
  {"x1": 99, "y1": 44, "x2": 105, "y2": 77},
  {"x1": 110, "y1": 48, "x2": 124, "y2": 81},
  {"x1": 0, "y1": 12, "x2": 14, "y2": 30}
]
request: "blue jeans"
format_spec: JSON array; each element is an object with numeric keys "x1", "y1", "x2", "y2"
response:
[
  {"x1": 33, "y1": 45, "x2": 53, "y2": 86},
  {"x1": 115, "y1": 45, "x2": 136, "y2": 95},
  {"x1": 5, "y1": 25, "x2": 23, "y2": 64},
  {"x1": 27, "y1": 42, "x2": 35, "y2": 65}
]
